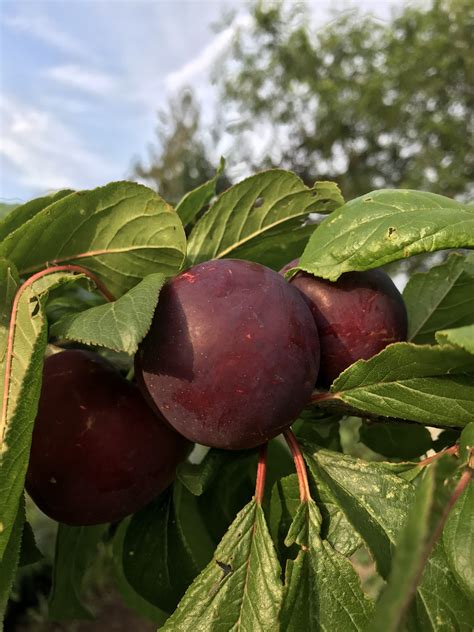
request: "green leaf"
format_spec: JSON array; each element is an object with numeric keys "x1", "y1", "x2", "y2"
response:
[
  {"x1": 0, "y1": 498, "x2": 24, "y2": 624},
  {"x1": 50, "y1": 272, "x2": 166, "y2": 354},
  {"x1": 18, "y1": 518, "x2": 42, "y2": 567},
  {"x1": 176, "y1": 157, "x2": 225, "y2": 226},
  {"x1": 177, "y1": 449, "x2": 246, "y2": 497},
  {"x1": 323, "y1": 342, "x2": 474, "y2": 428},
  {"x1": 443, "y1": 483, "x2": 474, "y2": 598},
  {"x1": 0, "y1": 259, "x2": 19, "y2": 356},
  {"x1": 368, "y1": 456, "x2": 459, "y2": 632},
  {"x1": 299, "y1": 190, "x2": 474, "y2": 281},
  {"x1": 359, "y1": 421, "x2": 432, "y2": 459},
  {"x1": 0, "y1": 189, "x2": 74, "y2": 242},
  {"x1": 436, "y1": 324, "x2": 474, "y2": 354},
  {"x1": 0, "y1": 270, "x2": 85, "y2": 559},
  {"x1": 112, "y1": 519, "x2": 169, "y2": 625},
  {"x1": 123, "y1": 483, "x2": 214, "y2": 612},
  {"x1": 187, "y1": 171, "x2": 343, "y2": 264},
  {"x1": 161, "y1": 500, "x2": 283, "y2": 631},
  {"x1": 0, "y1": 182, "x2": 186, "y2": 298},
  {"x1": 281, "y1": 500, "x2": 373, "y2": 631},
  {"x1": 404, "y1": 252, "x2": 474, "y2": 344},
  {"x1": 459, "y1": 422, "x2": 474, "y2": 463},
  {"x1": 48, "y1": 523, "x2": 107, "y2": 620},
  {"x1": 46, "y1": 285, "x2": 105, "y2": 326}
]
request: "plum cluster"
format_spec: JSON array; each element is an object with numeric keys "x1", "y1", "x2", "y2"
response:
[{"x1": 26, "y1": 259, "x2": 407, "y2": 525}]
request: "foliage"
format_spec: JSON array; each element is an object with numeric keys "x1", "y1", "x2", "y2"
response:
[{"x1": 1, "y1": 172, "x2": 473, "y2": 630}]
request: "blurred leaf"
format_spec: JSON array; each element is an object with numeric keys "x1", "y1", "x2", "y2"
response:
[
  {"x1": 161, "y1": 500, "x2": 283, "y2": 631},
  {"x1": 321, "y1": 342, "x2": 474, "y2": 428},
  {"x1": 0, "y1": 259, "x2": 19, "y2": 356},
  {"x1": 436, "y1": 324, "x2": 474, "y2": 354},
  {"x1": 0, "y1": 189, "x2": 73, "y2": 242},
  {"x1": 51, "y1": 272, "x2": 166, "y2": 354},
  {"x1": 18, "y1": 519, "x2": 42, "y2": 567},
  {"x1": 281, "y1": 500, "x2": 373, "y2": 631},
  {"x1": 0, "y1": 498, "x2": 24, "y2": 623},
  {"x1": 404, "y1": 252, "x2": 474, "y2": 344},
  {"x1": 188, "y1": 171, "x2": 343, "y2": 264},
  {"x1": 0, "y1": 270, "x2": 85, "y2": 559},
  {"x1": 48, "y1": 523, "x2": 107, "y2": 620},
  {"x1": 46, "y1": 286, "x2": 105, "y2": 326},
  {"x1": 459, "y1": 422, "x2": 474, "y2": 463},
  {"x1": 176, "y1": 157, "x2": 225, "y2": 226},
  {"x1": 123, "y1": 483, "x2": 214, "y2": 612},
  {"x1": 299, "y1": 190, "x2": 474, "y2": 281},
  {"x1": 112, "y1": 519, "x2": 169, "y2": 625},
  {"x1": 0, "y1": 182, "x2": 186, "y2": 298},
  {"x1": 443, "y1": 482, "x2": 474, "y2": 598},
  {"x1": 359, "y1": 421, "x2": 432, "y2": 459},
  {"x1": 177, "y1": 448, "x2": 246, "y2": 497},
  {"x1": 433, "y1": 428, "x2": 461, "y2": 452}
]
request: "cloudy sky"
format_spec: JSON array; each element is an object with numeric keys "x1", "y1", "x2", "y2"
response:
[{"x1": 1, "y1": 0, "x2": 407, "y2": 203}]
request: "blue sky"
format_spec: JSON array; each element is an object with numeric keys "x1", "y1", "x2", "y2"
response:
[{"x1": 0, "y1": 0, "x2": 405, "y2": 203}]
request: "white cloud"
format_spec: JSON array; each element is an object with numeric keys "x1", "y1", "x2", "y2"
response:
[
  {"x1": 43, "y1": 64, "x2": 117, "y2": 96},
  {"x1": 0, "y1": 94, "x2": 116, "y2": 191},
  {"x1": 3, "y1": 13, "x2": 96, "y2": 62}
]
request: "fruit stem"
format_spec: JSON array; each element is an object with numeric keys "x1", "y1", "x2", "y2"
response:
[
  {"x1": 284, "y1": 429, "x2": 311, "y2": 503},
  {"x1": 254, "y1": 444, "x2": 268, "y2": 505},
  {"x1": 1, "y1": 265, "x2": 114, "y2": 445},
  {"x1": 310, "y1": 390, "x2": 336, "y2": 404},
  {"x1": 417, "y1": 444, "x2": 459, "y2": 467}
]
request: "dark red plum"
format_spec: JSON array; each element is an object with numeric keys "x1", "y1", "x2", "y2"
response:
[
  {"x1": 281, "y1": 260, "x2": 407, "y2": 386},
  {"x1": 136, "y1": 259, "x2": 320, "y2": 450},
  {"x1": 26, "y1": 350, "x2": 190, "y2": 526}
]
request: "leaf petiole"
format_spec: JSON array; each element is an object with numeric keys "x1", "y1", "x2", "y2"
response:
[{"x1": 284, "y1": 429, "x2": 311, "y2": 502}]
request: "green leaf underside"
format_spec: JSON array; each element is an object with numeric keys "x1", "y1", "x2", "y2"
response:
[
  {"x1": 177, "y1": 449, "x2": 248, "y2": 497},
  {"x1": 187, "y1": 171, "x2": 343, "y2": 264},
  {"x1": 0, "y1": 260, "x2": 19, "y2": 359},
  {"x1": 404, "y1": 252, "x2": 474, "y2": 344},
  {"x1": 0, "y1": 271, "x2": 85, "y2": 559},
  {"x1": 112, "y1": 520, "x2": 169, "y2": 626},
  {"x1": 298, "y1": 189, "x2": 474, "y2": 281},
  {"x1": 304, "y1": 447, "x2": 473, "y2": 630},
  {"x1": 0, "y1": 182, "x2": 186, "y2": 298},
  {"x1": 162, "y1": 500, "x2": 282, "y2": 631},
  {"x1": 176, "y1": 157, "x2": 225, "y2": 226},
  {"x1": 123, "y1": 484, "x2": 214, "y2": 613},
  {"x1": 327, "y1": 343, "x2": 474, "y2": 427},
  {"x1": 0, "y1": 498, "x2": 24, "y2": 623},
  {"x1": 436, "y1": 324, "x2": 474, "y2": 354},
  {"x1": 48, "y1": 523, "x2": 107, "y2": 620},
  {"x1": 0, "y1": 189, "x2": 74, "y2": 243},
  {"x1": 359, "y1": 421, "x2": 432, "y2": 459},
  {"x1": 281, "y1": 500, "x2": 373, "y2": 631},
  {"x1": 443, "y1": 482, "x2": 474, "y2": 598},
  {"x1": 50, "y1": 272, "x2": 165, "y2": 354}
]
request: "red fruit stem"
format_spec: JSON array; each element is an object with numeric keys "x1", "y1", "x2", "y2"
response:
[
  {"x1": 254, "y1": 444, "x2": 268, "y2": 505},
  {"x1": 310, "y1": 390, "x2": 335, "y2": 404},
  {"x1": 284, "y1": 429, "x2": 311, "y2": 503},
  {"x1": 1, "y1": 265, "x2": 114, "y2": 443},
  {"x1": 417, "y1": 444, "x2": 459, "y2": 467}
]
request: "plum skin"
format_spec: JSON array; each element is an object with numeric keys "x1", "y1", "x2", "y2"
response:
[
  {"x1": 281, "y1": 262, "x2": 407, "y2": 386},
  {"x1": 26, "y1": 350, "x2": 190, "y2": 526},
  {"x1": 136, "y1": 259, "x2": 320, "y2": 450}
]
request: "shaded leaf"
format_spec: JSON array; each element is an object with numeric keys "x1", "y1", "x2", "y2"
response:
[
  {"x1": 50, "y1": 272, "x2": 166, "y2": 354},
  {"x1": 443, "y1": 483, "x2": 474, "y2": 598},
  {"x1": 177, "y1": 449, "x2": 246, "y2": 497},
  {"x1": 404, "y1": 252, "x2": 474, "y2": 343},
  {"x1": 359, "y1": 421, "x2": 432, "y2": 459},
  {"x1": 0, "y1": 271, "x2": 85, "y2": 558},
  {"x1": 436, "y1": 324, "x2": 474, "y2": 354},
  {"x1": 162, "y1": 500, "x2": 283, "y2": 631},
  {"x1": 176, "y1": 157, "x2": 225, "y2": 226},
  {"x1": 18, "y1": 519, "x2": 42, "y2": 567},
  {"x1": 48, "y1": 523, "x2": 107, "y2": 620},
  {"x1": 0, "y1": 260, "x2": 19, "y2": 357},
  {"x1": 188, "y1": 171, "x2": 343, "y2": 264},
  {"x1": 0, "y1": 498, "x2": 24, "y2": 623},
  {"x1": 299, "y1": 189, "x2": 474, "y2": 281},
  {"x1": 0, "y1": 182, "x2": 186, "y2": 297}
]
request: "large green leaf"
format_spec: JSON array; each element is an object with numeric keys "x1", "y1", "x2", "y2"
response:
[
  {"x1": 443, "y1": 484, "x2": 474, "y2": 599},
  {"x1": 0, "y1": 189, "x2": 74, "y2": 242},
  {"x1": 281, "y1": 500, "x2": 373, "y2": 631},
  {"x1": 50, "y1": 272, "x2": 165, "y2": 354},
  {"x1": 0, "y1": 260, "x2": 19, "y2": 357},
  {"x1": 436, "y1": 324, "x2": 474, "y2": 354},
  {"x1": 299, "y1": 190, "x2": 474, "y2": 281},
  {"x1": 0, "y1": 182, "x2": 186, "y2": 297},
  {"x1": 177, "y1": 449, "x2": 248, "y2": 497},
  {"x1": 368, "y1": 457, "x2": 460, "y2": 632},
  {"x1": 0, "y1": 498, "x2": 24, "y2": 624},
  {"x1": 359, "y1": 421, "x2": 432, "y2": 459},
  {"x1": 123, "y1": 483, "x2": 214, "y2": 613},
  {"x1": 187, "y1": 171, "x2": 343, "y2": 264},
  {"x1": 48, "y1": 523, "x2": 107, "y2": 620},
  {"x1": 176, "y1": 157, "x2": 225, "y2": 226},
  {"x1": 0, "y1": 271, "x2": 84, "y2": 559},
  {"x1": 319, "y1": 343, "x2": 474, "y2": 428},
  {"x1": 403, "y1": 252, "x2": 474, "y2": 343},
  {"x1": 161, "y1": 500, "x2": 282, "y2": 631}
]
